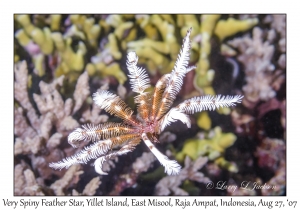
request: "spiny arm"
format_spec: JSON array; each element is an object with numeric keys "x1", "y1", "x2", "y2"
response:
[
  {"x1": 93, "y1": 90, "x2": 139, "y2": 126},
  {"x1": 155, "y1": 28, "x2": 193, "y2": 120},
  {"x1": 49, "y1": 139, "x2": 112, "y2": 170},
  {"x1": 94, "y1": 137, "x2": 141, "y2": 175},
  {"x1": 142, "y1": 133, "x2": 181, "y2": 175},
  {"x1": 150, "y1": 74, "x2": 170, "y2": 121},
  {"x1": 176, "y1": 95, "x2": 244, "y2": 114},
  {"x1": 67, "y1": 122, "x2": 135, "y2": 148},
  {"x1": 159, "y1": 108, "x2": 191, "y2": 133},
  {"x1": 126, "y1": 52, "x2": 151, "y2": 121},
  {"x1": 49, "y1": 134, "x2": 140, "y2": 170},
  {"x1": 159, "y1": 95, "x2": 243, "y2": 132},
  {"x1": 126, "y1": 52, "x2": 150, "y2": 94}
]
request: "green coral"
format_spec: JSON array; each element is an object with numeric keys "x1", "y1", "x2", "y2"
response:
[
  {"x1": 49, "y1": 15, "x2": 62, "y2": 31},
  {"x1": 194, "y1": 15, "x2": 220, "y2": 93},
  {"x1": 85, "y1": 32, "x2": 127, "y2": 84},
  {"x1": 14, "y1": 14, "x2": 130, "y2": 84},
  {"x1": 86, "y1": 62, "x2": 127, "y2": 85},
  {"x1": 194, "y1": 15, "x2": 258, "y2": 94},
  {"x1": 127, "y1": 15, "x2": 179, "y2": 75},
  {"x1": 16, "y1": 15, "x2": 54, "y2": 55},
  {"x1": 15, "y1": 29, "x2": 31, "y2": 47},
  {"x1": 14, "y1": 14, "x2": 258, "y2": 90},
  {"x1": 70, "y1": 15, "x2": 101, "y2": 48},
  {"x1": 176, "y1": 126, "x2": 238, "y2": 172},
  {"x1": 15, "y1": 15, "x2": 56, "y2": 76},
  {"x1": 14, "y1": 14, "x2": 254, "y2": 129},
  {"x1": 51, "y1": 33, "x2": 86, "y2": 78},
  {"x1": 214, "y1": 17, "x2": 258, "y2": 41},
  {"x1": 196, "y1": 111, "x2": 211, "y2": 130}
]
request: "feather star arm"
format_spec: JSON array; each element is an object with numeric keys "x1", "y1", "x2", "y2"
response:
[
  {"x1": 177, "y1": 95, "x2": 244, "y2": 114},
  {"x1": 49, "y1": 139, "x2": 113, "y2": 170},
  {"x1": 67, "y1": 122, "x2": 135, "y2": 148},
  {"x1": 142, "y1": 133, "x2": 181, "y2": 175},
  {"x1": 126, "y1": 52, "x2": 150, "y2": 94},
  {"x1": 150, "y1": 74, "x2": 170, "y2": 121},
  {"x1": 49, "y1": 28, "x2": 244, "y2": 177},
  {"x1": 93, "y1": 90, "x2": 139, "y2": 126},
  {"x1": 159, "y1": 95, "x2": 243, "y2": 132},
  {"x1": 94, "y1": 137, "x2": 141, "y2": 175},
  {"x1": 159, "y1": 108, "x2": 191, "y2": 133},
  {"x1": 126, "y1": 52, "x2": 152, "y2": 121},
  {"x1": 49, "y1": 134, "x2": 139, "y2": 170},
  {"x1": 155, "y1": 28, "x2": 192, "y2": 120}
]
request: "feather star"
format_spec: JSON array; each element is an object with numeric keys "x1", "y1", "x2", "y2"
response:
[{"x1": 49, "y1": 28, "x2": 243, "y2": 176}]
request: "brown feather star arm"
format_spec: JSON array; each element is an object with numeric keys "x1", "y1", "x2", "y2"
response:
[
  {"x1": 93, "y1": 90, "x2": 139, "y2": 126},
  {"x1": 150, "y1": 64, "x2": 196, "y2": 124},
  {"x1": 126, "y1": 52, "x2": 152, "y2": 122},
  {"x1": 135, "y1": 92, "x2": 153, "y2": 122},
  {"x1": 67, "y1": 122, "x2": 136, "y2": 148},
  {"x1": 150, "y1": 73, "x2": 171, "y2": 121},
  {"x1": 94, "y1": 137, "x2": 142, "y2": 175},
  {"x1": 155, "y1": 28, "x2": 193, "y2": 121},
  {"x1": 49, "y1": 134, "x2": 140, "y2": 170}
]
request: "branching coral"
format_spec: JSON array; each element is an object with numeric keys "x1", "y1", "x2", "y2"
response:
[
  {"x1": 15, "y1": 162, "x2": 45, "y2": 196},
  {"x1": 214, "y1": 17, "x2": 258, "y2": 41},
  {"x1": 194, "y1": 15, "x2": 258, "y2": 93},
  {"x1": 154, "y1": 156, "x2": 210, "y2": 195},
  {"x1": 50, "y1": 165, "x2": 83, "y2": 195},
  {"x1": 51, "y1": 32, "x2": 87, "y2": 78},
  {"x1": 69, "y1": 15, "x2": 101, "y2": 48},
  {"x1": 176, "y1": 126, "x2": 238, "y2": 172},
  {"x1": 128, "y1": 15, "x2": 179, "y2": 75},
  {"x1": 109, "y1": 152, "x2": 156, "y2": 195},
  {"x1": 14, "y1": 60, "x2": 97, "y2": 193},
  {"x1": 15, "y1": 15, "x2": 54, "y2": 76},
  {"x1": 227, "y1": 26, "x2": 285, "y2": 108},
  {"x1": 76, "y1": 177, "x2": 101, "y2": 196}
]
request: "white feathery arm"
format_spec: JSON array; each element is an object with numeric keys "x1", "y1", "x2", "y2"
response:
[
  {"x1": 92, "y1": 89, "x2": 117, "y2": 108},
  {"x1": 126, "y1": 51, "x2": 152, "y2": 121},
  {"x1": 165, "y1": 28, "x2": 192, "y2": 98},
  {"x1": 155, "y1": 28, "x2": 193, "y2": 119},
  {"x1": 159, "y1": 108, "x2": 191, "y2": 133},
  {"x1": 142, "y1": 133, "x2": 181, "y2": 175},
  {"x1": 176, "y1": 95, "x2": 244, "y2": 114},
  {"x1": 67, "y1": 123, "x2": 134, "y2": 148},
  {"x1": 93, "y1": 90, "x2": 138, "y2": 126},
  {"x1": 126, "y1": 52, "x2": 150, "y2": 94},
  {"x1": 186, "y1": 65, "x2": 197, "y2": 73},
  {"x1": 49, "y1": 139, "x2": 112, "y2": 170},
  {"x1": 94, "y1": 138, "x2": 141, "y2": 175}
]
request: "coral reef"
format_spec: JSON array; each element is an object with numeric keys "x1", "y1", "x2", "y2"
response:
[
  {"x1": 155, "y1": 156, "x2": 210, "y2": 195},
  {"x1": 14, "y1": 61, "x2": 102, "y2": 195},
  {"x1": 48, "y1": 29, "x2": 242, "y2": 178},
  {"x1": 109, "y1": 152, "x2": 156, "y2": 195},
  {"x1": 176, "y1": 127, "x2": 238, "y2": 172},
  {"x1": 14, "y1": 14, "x2": 286, "y2": 196},
  {"x1": 227, "y1": 26, "x2": 284, "y2": 108}
]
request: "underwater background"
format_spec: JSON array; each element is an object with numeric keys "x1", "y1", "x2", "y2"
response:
[{"x1": 14, "y1": 14, "x2": 286, "y2": 196}]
